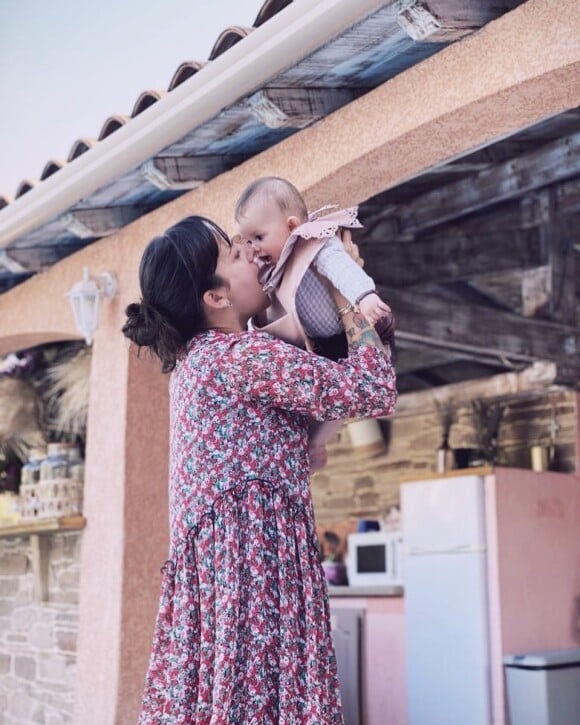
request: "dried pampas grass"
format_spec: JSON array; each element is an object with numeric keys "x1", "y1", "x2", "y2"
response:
[
  {"x1": 44, "y1": 347, "x2": 91, "y2": 438},
  {"x1": 0, "y1": 377, "x2": 45, "y2": 461}
]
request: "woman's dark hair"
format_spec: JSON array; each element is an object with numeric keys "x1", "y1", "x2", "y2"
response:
[{"x1": 122, "y1": 215, "x2": 230, "y2": 372}]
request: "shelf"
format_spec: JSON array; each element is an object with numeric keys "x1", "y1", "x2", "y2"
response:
[
  {"x1": 399, "y1": 466, "x2": 494, "y2": 483},
  {"x1": 0, "y1": 515, "x2": 86, "y2": 538},
  {"x1": 0, "y1": 516, "x2": 86, "y2": 602},
  {"x1": 328, "y1": 585, "x2": 404, "y2": 598}
]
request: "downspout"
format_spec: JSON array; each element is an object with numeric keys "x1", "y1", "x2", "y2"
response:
[{"x1": 0, "y1": 0, "x2": 388, "y2": 247}]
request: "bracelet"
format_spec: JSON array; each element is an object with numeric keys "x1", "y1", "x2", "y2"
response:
[
  {"x1": 337, "y1": 303, "x2": 360, "y2": 319},
  {"x1": 355, "y1": 289, "x2": 376, "y2": 305}
]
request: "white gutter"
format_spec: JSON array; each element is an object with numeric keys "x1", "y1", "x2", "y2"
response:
[{"x1": 0, "y1": 0, "x2": 389, "y2": 248}]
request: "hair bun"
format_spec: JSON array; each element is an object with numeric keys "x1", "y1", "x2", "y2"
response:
[
  {"x1": 122, "y1": 299, "x2": 186, "y2": 372},
  {"x1": 122, "y1": 300, "x2": 158, "y2": 347}
]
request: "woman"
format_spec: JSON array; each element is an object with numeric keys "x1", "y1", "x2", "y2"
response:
[{"x1": 123, "y1": 216, "x2": 397, "y2": 724}]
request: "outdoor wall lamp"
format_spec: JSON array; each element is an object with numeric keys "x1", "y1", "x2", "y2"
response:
[{"x1": 66, "y1": 267, "x2": 117, "y2": 345}]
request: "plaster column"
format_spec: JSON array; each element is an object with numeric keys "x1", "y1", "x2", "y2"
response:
[{"x1": 74, "y1": 320, "x2": 169, "y2": 724}]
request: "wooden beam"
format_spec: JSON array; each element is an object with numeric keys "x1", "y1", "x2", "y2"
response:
[
  {"x1": 467, "y1": 267, "x2": 552, "y2": 317},
  {"x1": 380, "y1": 285, "x2": 580, "y2": 383},
  {"x1": 541, "y1": 195, "x2": 577, "y2": 325},
  {"x1": 141, "y1": 155, "x2": 249, "y2": 191},
  {"x1": 61, "y1": 206, "x2": 147, "y2": 238},
  {"x1": 363, "y1": 226, "x2": 543, "y2": 286},
  {"x1": 556, "y1": 176, "x2": 580, "y2": 215},
  {"x1": 389, "y1": 131, "x2": 580, "y2": 236},
  {"x1": 396, "y1": 338, "x2": 529, "y2": 373},
  {"x1": 396, "y1": 0, "x2": 522, "y2": 42},
  {"x1": 30, "y1": 534, "x2": 50, "y2": 602},
  {"x1": 3, "y1": 242, "x2": 89, "y2": 273},
  {"x1": 395, "y1": 361, "x2": 559, "y2": 416},
  {"x1": 395, "y1": 343, "x2": 467, "y2": 374},
  {"x1": 0, "y1": 250, "x2": 28, "y2": 274},
  {"x1": 469, "y1": 191, "x2": 580, "y2": 323},
  {"x1": 361, "y1": 193, "x2": 550, "y2": 244},
  {"x1": 246, "y1": 88, "x2": 357, "y2": 129}
]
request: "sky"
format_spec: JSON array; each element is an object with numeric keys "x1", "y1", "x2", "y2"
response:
[{"x1": 0, "y1": 0, "x2": 263, "y2": 198}]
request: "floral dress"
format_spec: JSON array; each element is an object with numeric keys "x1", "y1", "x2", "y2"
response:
[{"x1": 139, "y1": 329, "x2": 397, "y2": 724}]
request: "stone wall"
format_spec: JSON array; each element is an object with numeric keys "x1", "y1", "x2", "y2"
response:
[
  {"x1": 313, "y1": 387, "x2": 577, "y2": 533},
  {"x1": 0, "y1": 533, "x2": 80, "y2": 725}
]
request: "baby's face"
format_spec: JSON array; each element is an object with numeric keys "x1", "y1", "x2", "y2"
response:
[{"x1": 236, "y1": 200, "x2": 292, "y2": 266}]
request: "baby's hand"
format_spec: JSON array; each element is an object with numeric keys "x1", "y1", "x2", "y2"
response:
[{"x1": 359, "y1": 293, "x2": 392, "y2": 326}]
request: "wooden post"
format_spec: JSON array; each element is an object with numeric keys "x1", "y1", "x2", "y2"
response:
[{"x1": 30, "y1": 534, "x2": 50, "y2": 602}]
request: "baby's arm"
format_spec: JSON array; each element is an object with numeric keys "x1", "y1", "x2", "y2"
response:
[{"x1": 314, "y1": 235, "x2": 391, "y2": 324}]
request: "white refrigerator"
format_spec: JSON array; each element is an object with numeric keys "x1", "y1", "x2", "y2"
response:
[
  {"x1": 402, "y1": 469, "x2": 580, "y2": 725},
  {"x1": 401, "y1": 474, "x2": 491, "y2": 725}
]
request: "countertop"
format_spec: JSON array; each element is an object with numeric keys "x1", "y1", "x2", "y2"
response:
[{"x1": 327, "y1": 584, "x2": 404, "y2": 597}]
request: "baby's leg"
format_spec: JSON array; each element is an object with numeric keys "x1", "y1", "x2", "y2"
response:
[{"x1": 309, "y1": 332, "x2": 348, "y2": 362}]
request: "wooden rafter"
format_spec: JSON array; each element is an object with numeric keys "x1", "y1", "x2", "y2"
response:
[
  {"x1": 142, "y1": 155, "x2": 250, "y2": 190},
  {"x1": 363, "y1": 227, "x2": 543, "y2": 286},
  {"x1": 396, "y1": 0, "x2": 524, "y2": 42},
  {"x1": 395, "y1": 361, "x2": 559, "y2": 415},
  {"x1": 378, "y1": 131, "x2": 580, "y2": 236},
  {"x1": 246, "y1": 88, "x2": 358, "y2": 129},
  {"x1": 380, "y1": 285, "x2": 580, "y2": 384}
]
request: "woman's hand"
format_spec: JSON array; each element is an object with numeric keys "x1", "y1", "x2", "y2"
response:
[{"x1": 339, "y1": 229, "x2": 364, "y2": 268}]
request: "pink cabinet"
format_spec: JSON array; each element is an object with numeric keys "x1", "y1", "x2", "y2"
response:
[{"x1": 330, "y1": 591, "x2": 407, "y2": 724}]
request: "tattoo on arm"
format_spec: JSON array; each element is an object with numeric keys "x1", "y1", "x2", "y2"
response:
[
  {"x1": 353, "y1": 312, "x2": 370, "y2": 330},
  {"x1": 344, "y1": 312, "x2": 382, "y2": 350}
]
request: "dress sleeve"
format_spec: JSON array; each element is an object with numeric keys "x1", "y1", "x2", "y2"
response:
[
  {"x1": 314, "y1": 235, "x2": 375, "y2": 304},
  {"x1": 221, "y1": 333, "x2": 397, "y2": 421}
]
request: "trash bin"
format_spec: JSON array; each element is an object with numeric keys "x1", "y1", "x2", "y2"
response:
[{"x1": 503, "y1": 649, "x2": 580, "y2": 725}]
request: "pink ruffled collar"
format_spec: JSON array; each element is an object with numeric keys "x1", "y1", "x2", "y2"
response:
[{"x1": 259, "y1": 206, "x2": 362, "y2": 291}]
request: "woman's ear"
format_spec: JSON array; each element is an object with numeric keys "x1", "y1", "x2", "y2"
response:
[
  {"x1": 202, "y1": 287, "x2": 231, "y2": 310},
  {"x1": 287, "y1": 215, "x2": 301, "y2": 232}
]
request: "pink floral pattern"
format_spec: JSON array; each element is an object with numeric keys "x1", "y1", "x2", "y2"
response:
[{"x1": 139, "y1": 329, "x2": 397, "y2": 724}]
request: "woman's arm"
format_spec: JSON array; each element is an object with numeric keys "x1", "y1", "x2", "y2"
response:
[
  {"x1": 217, "y1": 323, "x2": 396, "y2": 422},
  {"x1": 330, "y1": 281, "x2": 390, "y2": 352},
  {"x1": 340, "y1": 305, "x2": 384, "y2": 351}
]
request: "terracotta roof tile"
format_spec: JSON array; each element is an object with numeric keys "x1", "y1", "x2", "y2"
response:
[
  {"x1": 3, "y1": 0, "x2": 291, "y2": 201},
  {"x1": 131, "y1": 90, "x2": 166, "y2": 118},
  {"x1": 167, "y1": 61, "x2": 205, "y2": 91},
  {"x1": 67, "y1": 138, "x2": 97, "y2": 162},
  {"x1": 98, "y1": 115, "x2": 130, "y2": 140},
  {"x1": 40, "y1": 160, "x2": 64, "y2": 180},
  {"x1": 253, "y1": 0, "x2": 293, "y2": 27},
  {"x1": 208, "y1": 27, "x2": 253, "y2": 60},
  {"x1": 14, "y1": 180, "x2": 35, "y2": 199}
]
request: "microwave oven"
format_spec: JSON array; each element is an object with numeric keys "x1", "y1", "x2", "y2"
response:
[{"x1": 346, "y1": 530, "x2": 404, "y2": 587}]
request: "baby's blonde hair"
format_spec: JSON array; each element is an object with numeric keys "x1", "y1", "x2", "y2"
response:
[{"x1": 235, "y1": 177, "x2": 308, "y2": 223}]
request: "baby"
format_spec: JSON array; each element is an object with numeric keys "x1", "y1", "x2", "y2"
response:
[{"x1": 234, "y1": 176, "x2": 393, "y2": 350}]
